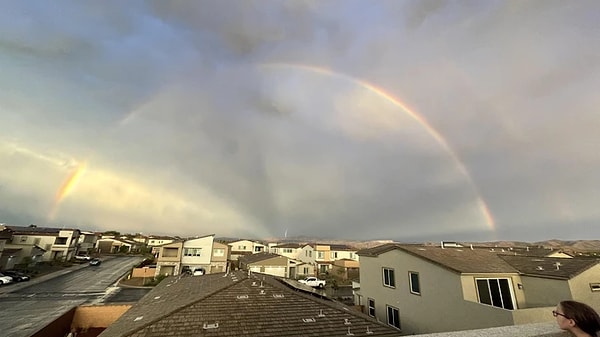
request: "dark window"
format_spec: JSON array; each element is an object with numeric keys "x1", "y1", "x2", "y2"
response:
[
  {"x1": 409, "y1": 272, "x2": 420, "y2": 294},
  {"x1": 368, "y1": 298, "x2": 375, "y2": 317},
  {"x1": 383, "y1": 268, "x2": 395, "y2": 288},
  {"x1": 386, "y1": 305, "x2": 401, "y2": 329},
  {"x1": 476, "y1": 278, "x2": 514, "y2": 310}
]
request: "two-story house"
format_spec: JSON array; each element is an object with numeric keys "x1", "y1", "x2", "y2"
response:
[
  {"x1": 77, "y1": 231, "x2": 99, "y2": 255},
  {"x1": 7, "y1": 225, "x2": 80, "y2": 261},
  {"x1": 227, "y1": 239, "x2": 266, "y2": 260},
  {"x1": 356, "y1": 243, "x2": 600, "y2": 335},
  {"x1": 155, "y1": 235, "x2": 230, "y2": 277},
  {"x1": 314, "y1": 243, "x2": 359, "y2": 273}
]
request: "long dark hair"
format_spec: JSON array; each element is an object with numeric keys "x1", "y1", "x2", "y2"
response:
[{"x1": 560, "y1": 300, "x2": 600, "y2": 336}]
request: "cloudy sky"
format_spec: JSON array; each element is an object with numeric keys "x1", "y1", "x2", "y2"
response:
[{"x1": 1, "y1": 0, "x2": 598, "y2": 242}]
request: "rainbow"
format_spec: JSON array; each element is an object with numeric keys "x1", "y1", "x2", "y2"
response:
[
  {"x1": 48, "y1": 162, "x2": 87, "y2": 220},
  {"x1": 260, "y1": 63, "x2": 496, "y2": 231}
]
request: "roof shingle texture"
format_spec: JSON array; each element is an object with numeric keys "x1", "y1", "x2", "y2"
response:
[{"x1": 100, "y1": 271, "x2": 400, "y2": 337}]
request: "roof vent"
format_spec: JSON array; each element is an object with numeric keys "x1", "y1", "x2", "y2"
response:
[
  {"x1": 134, "y1": 316, "x2": 143, "y2": 322},
  {"x1": 154, "y1": 296, "x2": 161, "y2": 300},
  {"x1": 418, "y1": 248, "x2": 426, "y2": 251},
  {"x1": 555, "y1": 262, "x2": 562, "y2": 270},
  {"x1": 344, "y1": 318, "x2": 352, "y2": 325},
  {"x1": 252, "y1": 281, "x2": 257, "y2": 286},
  {"x1": 273, "y1": 294, "x2": 285, "y2": 298},
  {"x1": 203, "y1": 322, "x2": 219, "y2": 330},
  {"x1": 536, "y1": 266, "x2": 544, "y2": 270},
  {"x1": 318, "y1": 309, "x2": 325, "y2": 317},
  {"x1": 302, "y1": 318, "x2": 316, "y2": 323},
  {"x1": 346, "y1": 327, "x2": 355, "y2": 336},
  {"x1": 259, "y1": 281, "x2": 264, "y2": 288},
  {"x1": 259, "y1": 289, "x2": 266, "y2": 295},
  {"x1": 237, "y1": 295, "x2": 249, "y2": 299},
  {"x1": 366, "y1": 326, "x2": 374, "y2": 335}
]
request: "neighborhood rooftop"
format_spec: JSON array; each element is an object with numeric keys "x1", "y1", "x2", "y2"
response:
[{"x1": 99, "y1": 271, "x2": 400, "y2": 337}]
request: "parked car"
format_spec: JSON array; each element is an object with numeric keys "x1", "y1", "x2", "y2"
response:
[
  {"x1": 1, "y1": 271, "x2": 30, "y2": 282},
  {"x1": 298, "y1": 277, "x2": 326, "y2": 288},
  {"x1": 74, "y1": 255, "x2": 92, "y2": 261},
  {"x1": 0, "y1": 273, "x2": 14, "y2": 285},
  {"x1": 89, "y1": 258, "x2": 102, "y2": 266}
]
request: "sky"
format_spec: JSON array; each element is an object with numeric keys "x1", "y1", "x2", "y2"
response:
[{"x1": 0, "y1": 0, "x2": 599, "y2": 242}]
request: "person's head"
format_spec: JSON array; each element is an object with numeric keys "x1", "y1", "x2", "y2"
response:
[{"x1": 554, "y1": 300, "x2": 600, "y2": 336}]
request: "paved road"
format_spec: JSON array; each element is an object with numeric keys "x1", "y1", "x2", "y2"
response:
[{"x1": 0, "y1": 256, "x2": 143, "y2": 337}]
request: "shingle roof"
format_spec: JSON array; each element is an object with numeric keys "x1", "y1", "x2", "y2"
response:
[
  {"x1": 359, "y1": 243, "x2": 520, "y2": 274},
  {"x1": 6, "y1": 226, "x2": 71, "y2": 235},
  {"x1": 358, "y1": 243, "x2": 599, "y2": 278},
  {"x1": 498, "y1": 255, "x2": 600, "y2": 279},
  {"x1": 273, "y1": 243, "x2": 305, "y2": 249},
  {"x1": 238, "y1": 252, "x2": 284, "y2": 264},
  {"x1": 99, "y1": 271, "x2": 400, "y2": 337}
]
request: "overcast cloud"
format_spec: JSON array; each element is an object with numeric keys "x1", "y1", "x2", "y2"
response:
[{"x1": 0, "y1": 0, "x2": 598, "y2": 241}]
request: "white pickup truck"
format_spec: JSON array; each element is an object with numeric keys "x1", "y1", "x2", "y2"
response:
[{"x1": 298, "y1": 277, "x2": 326, "y2": 288}]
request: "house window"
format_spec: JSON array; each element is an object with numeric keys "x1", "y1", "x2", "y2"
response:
[
  {"x1": 20, "y1": 236, "x2": 28, "y2": 242},
  {"x1": 283, "y1": 248, "x2": 293, "y2": 254},
  {"x1": 54, "y1": 237, "x2": 68, "y2": 245},
  {"x1": 409, "y1": 272, "x2": 420, "y2": 295},
  {"x1": 476, "y1": 278, "x2": 515, "y2": 310},
  {"x1": 184, "y1": 248, "x2": 202, "y2": 256},
  {"x1": 238, "y1": 245, "x2": 247, "y2": 250},
  {"x1": 386, "y1": 305, "x2": 401, "y2": 329},
  {"x1": 213, "y1": 248, "x2": 225, "y2": 257},
  {"x1": 590, "y1": 283, "x2": 600, "y2": 292},
  {"x1": 254, "y1": 246, "x2": 263, "y2": 252},
  {"x1": 383, "y1": 268, "x2": 395, "y2": 288},
  {"x1": 163, "y1": 247, "x2": 179, "y2": 257},
  {"x1": 303, "y1": 267, "x2": 309, "y2": 274},
  {"x1": 368, "y1": 298, "x2": 376, "y2": 317},
  {"x1": 318, "y1": 251, "x2": 324, "y2": 259}
]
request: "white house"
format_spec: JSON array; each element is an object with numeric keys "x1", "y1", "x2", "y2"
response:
[
  {"x1": 227, "y1": 239, "x2": 266, "y2": 260},
  {"x1": 7, "y1": 225, "x2": 80, "y2": 261}
]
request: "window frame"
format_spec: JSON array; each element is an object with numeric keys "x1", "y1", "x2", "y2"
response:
[
  {"x1": 475, "y1": 277, "x2": 515, "y2": 310},
  {"x1": 590, "y1": 283, "x2": 600, "y2": 292},
  {"x1": 409, "y1": 271, "x2": 421, "y2": 295},
  {"x1": 367, "y1": 298, "x2": 376, "y2": 317},
  {"x1": 183, "y1": 248, "x2": 202, "y2": 257},
  {"x1": 386, "y1": 305, "x2": 401, "y2": 329},
  {"x1": 382, "y1": 267, "x2": 396, "y2": 288}
]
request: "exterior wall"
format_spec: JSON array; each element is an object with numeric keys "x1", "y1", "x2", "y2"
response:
[
  {"x1": 569, "y1": 264, "x2": 600, "y2": 312},
  {"x1": 12, "y1": 235, "x2": 56, "y2": 261},
  {"x1": 359, "y1": 250, "x2": 515, "y2": 334},
  {"x1": 330, "y1": 249, "x2": 358, "y2": 261},
  {"x1": 520, "y1": 276, "x2": 571, "y2": 308},
  {"x1": 298, "y1": 245, "x2": 315, "y2": 264},
  {"x1": 249, "y1": 265, "x2": 286, "y2": 277},
  {"x1": 245, "y1": 256, "x2": 289, "y2": 278},
  {"x1": 181, "y1": 236, "x2": 214, "y2": 273},
  {"x1": 315, "y1": 245, "x2": 332, "y2": 263},
  {"x1": 131, "y1": 266, "x2": 157, "y2": 278},
  {"x1": 72, "y1": 305, "x2": 132, "y2": 330},
  {"x1": 78, "y1": 232, "x2": 98, "y2": 254},
  {"x1": 156, "y1": 242, "x2": 183, "y2": 277},
  {"x1": 210, "y1": 242, "x2": 229, "y2": 273}
]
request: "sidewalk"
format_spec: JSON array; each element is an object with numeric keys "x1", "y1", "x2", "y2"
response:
[{"x1": 0, "y1": 262, "x2": 91, "y2": 297}]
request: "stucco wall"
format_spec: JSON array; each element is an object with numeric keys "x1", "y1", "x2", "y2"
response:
[
  {"x1": 72, "y1": 305, "x2": 132, "y2": 329},
  {"x1": 520, "y1": 276, "x2": 571, "y2": 308},
  {"x1": 569, "y1": 264, "x2": 600, "y2": 312}
]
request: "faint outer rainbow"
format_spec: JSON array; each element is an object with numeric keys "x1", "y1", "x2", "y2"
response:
[
  {"x1": 260, "y1": 63, "x2": 496, "y2": 231},
  {"x1": 48, "y1": 162, "x2": 87, "y2": 220}
]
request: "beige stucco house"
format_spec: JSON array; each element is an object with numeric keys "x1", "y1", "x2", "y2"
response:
[
  {"x1": 356, "y1": 243, "x2": 600, "y2": 335},
  {"x1": 7, "y1": 225, "x2": 80, "y2": 262},
  {"x1": 238, "y1": 252, "x2": 307, "y2": 278},
  {"x1": 155, "y1": 235, "x2": 230, "y2": 276},
  {"x1": 227, "y1": 239, "x2": 266, "y2": 260}
]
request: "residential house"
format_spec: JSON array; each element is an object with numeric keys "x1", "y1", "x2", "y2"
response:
[
  {"x1": 356, "y1": 243, "x2": 600, "y2": 334},
  {"x1": 97, "y1": 271, "x2": 401, "y2": 337},
  {"x1": 270, "y1": 242, "x2": 305, "y2": 260},
  {"x1": 315, "y1": 243, "x2": 359, "y2": 274},
  {"x1": 155, "y1": 235, "x2": 229, "y2": 277},
  {"x1": 238, "y1": 252, "x2": 310, "y2": 278},
  {"x1": 97, "y1": 238, "x2": 133, "y2": 254},
  {"x1": 7, "y1": 225, "x2": 80, "y2": 261},
  {"x1": 0, "y1": 225, "x2": 13, "y2": 269},
  {"x1": 147, "y1": 236, "x2": 176, "y2": 247},
  {"x1": 78, "y1": 231, "x2": 99, "y2": 255},
  {"x1": 227, "y1": 239, "x2": 266, "y2": 260}
]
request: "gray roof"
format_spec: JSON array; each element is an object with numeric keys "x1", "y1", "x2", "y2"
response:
[
  {"x1": 238, "y1": 252, "x2": 284, "y2": 264},
  {"x1": 498, "y1": 255, "x2": 600, "y2": 279},
  {"x1": 99, "y1": 271, "x2": 400, "y2": 337},
  {"x1": 358, "y1": 243, "x2": 599, "y2": 278}
]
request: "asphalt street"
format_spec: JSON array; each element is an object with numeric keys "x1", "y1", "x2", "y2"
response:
[{"x1": 0, "y1": 256, "x2": 144, "y2": 337}]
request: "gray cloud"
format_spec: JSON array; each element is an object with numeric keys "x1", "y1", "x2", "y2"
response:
[{"x1": 0, "y1": 0, "x2": 599, "y2": 241}]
